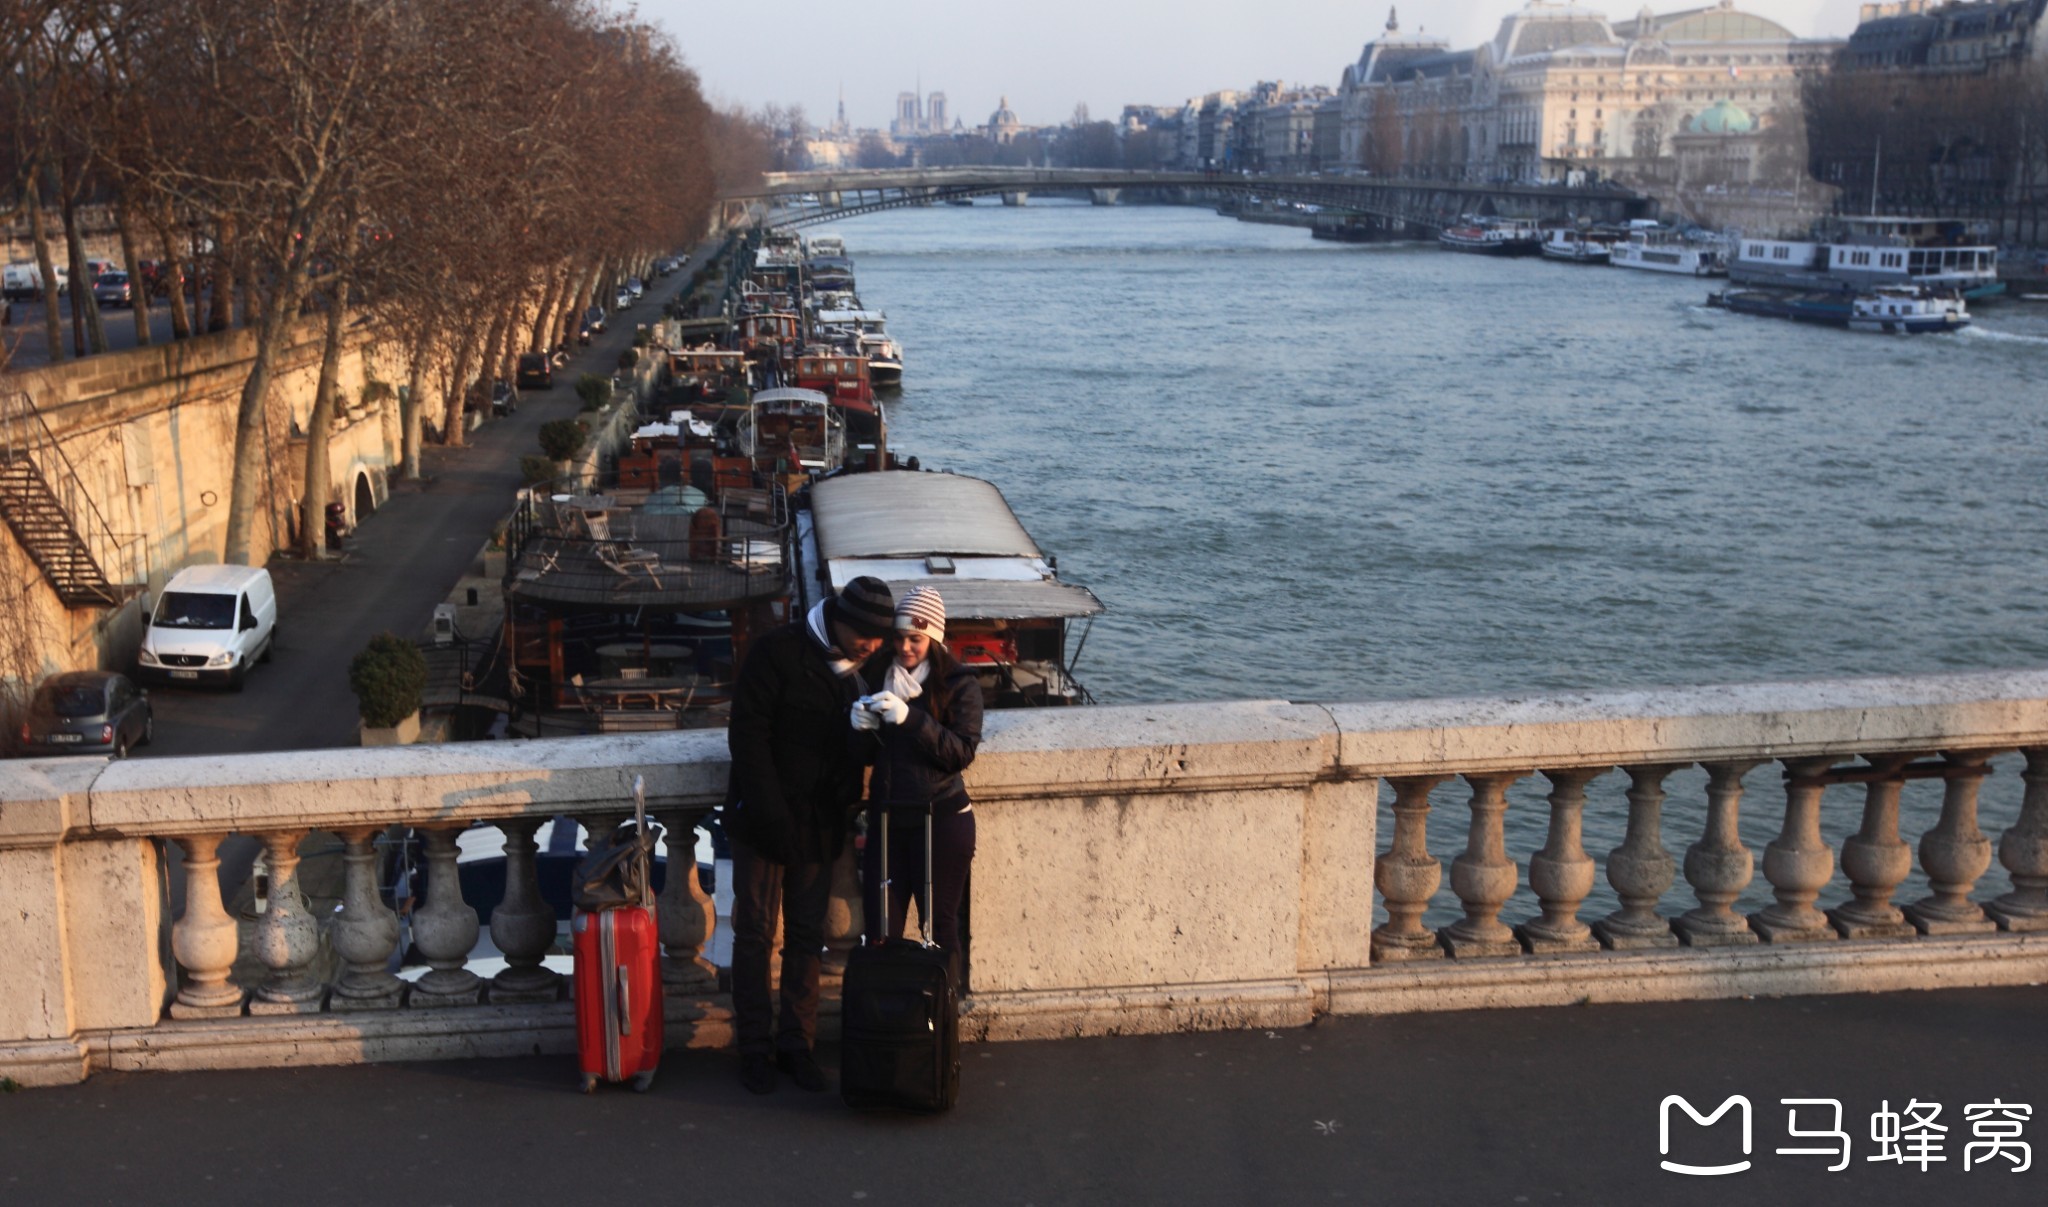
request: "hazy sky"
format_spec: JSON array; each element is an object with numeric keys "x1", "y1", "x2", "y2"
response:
[{"x1": 644, "y1": 1, "x2": 1871, "y2": 131}]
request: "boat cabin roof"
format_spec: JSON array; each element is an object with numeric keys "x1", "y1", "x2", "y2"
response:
[
  {"x1": 752, "y1": 387, "x2": 831, "y2": 408},
  {"x1": 814, "y1": 472, "x2": 1039, "y2": 560},
  {"x1": 812, "y1": 473, "x2": 1104, "y2": 621}
]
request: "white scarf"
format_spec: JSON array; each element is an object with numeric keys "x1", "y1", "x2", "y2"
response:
[
  {"x1": 882, "y1": 658, "x2": 929, "y2": 702},
  {"x1": 807, "y1": 601, "x2": 864, "y2": 679}
]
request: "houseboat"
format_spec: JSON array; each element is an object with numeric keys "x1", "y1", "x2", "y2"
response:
[
  {"x1": 1438, "y1": 217, "x2": 1541, "y2": 256},
  {"x1": 1727, "y1": 216, "x2": 2000, "y2": 297},
  {"x1": 802, "y1": 470, "x2": 1101, "y2": 707},
  {"x1": 1609, "y1": 223, "x2": 1726, "y2": 276},
  {"x1": 500, "y1": 476, "x2": 792, "y2": 732},
  {"x1": 1539, "y1": 226, "x2": 1621, "y2": 265},
  {"x1": 790, "y1": 352, "x2": 885, "y2": 445}
]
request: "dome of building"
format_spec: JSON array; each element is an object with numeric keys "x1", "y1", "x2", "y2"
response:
[{"x1": 1689, "y1": 98, "x2": 1754, "y2": 135}]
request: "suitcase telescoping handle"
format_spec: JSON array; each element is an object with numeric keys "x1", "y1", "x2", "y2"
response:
[
  {"x1": 632, "y1": 774, "x2": 650, "y2": 909},
  {"x1": 876, "y1": 803, "x2": 936, "y2": 948}
]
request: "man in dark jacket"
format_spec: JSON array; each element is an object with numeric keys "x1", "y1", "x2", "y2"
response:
[{"x1": 725, "y1": 575, "x2": 895, "y2": 1094}]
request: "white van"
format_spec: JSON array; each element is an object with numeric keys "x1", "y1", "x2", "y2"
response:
[
  {"x1": 137, "y1": 565, "x2": 278, "y2": 690},
  {"x1": 2, "y1": 261, "x2": 69, "y2": 300}
]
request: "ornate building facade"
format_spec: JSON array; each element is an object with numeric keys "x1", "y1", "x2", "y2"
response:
[{"x1": 1336, "y1": 1, "x2": 1839, "y2": 185}]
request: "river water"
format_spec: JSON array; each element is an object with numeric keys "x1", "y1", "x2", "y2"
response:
[{"x1": 832, "y1": 200, "x2": 2048, "y2": 918}]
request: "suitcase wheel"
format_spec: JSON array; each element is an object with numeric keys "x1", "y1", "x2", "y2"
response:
[
  {"x1": 579, "y1": 1073, "x2": 599, "y2": 1095},
  {"x1": 632, "y1": 1070, "x2": 657, "y2": 1094}
]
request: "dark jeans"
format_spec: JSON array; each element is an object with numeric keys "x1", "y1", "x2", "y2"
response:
[
  {"x1": 862, "y1": 806, "x2": 976, "y2": 951},
  {"x1": 729, "y1": 835, "x2": 835, "y2": 1057}
]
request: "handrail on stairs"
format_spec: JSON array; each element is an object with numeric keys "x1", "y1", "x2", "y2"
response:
[{"x1": 0, "y1": 391, "x2": 147, "y2": 599}]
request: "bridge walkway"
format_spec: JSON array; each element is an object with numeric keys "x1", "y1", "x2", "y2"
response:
[{"x1": 3, "y1": 986, "x2": 2038, "y2": 1204}]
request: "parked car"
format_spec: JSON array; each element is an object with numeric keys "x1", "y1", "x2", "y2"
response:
[
  {"x1": 2, "y1": 261, "x2": 68, "y2": 300},
  {"x1": 137, "y1": 259, "x2": 185, "y2": 298},
  {"x1": 92, "y1": 271, "x2": 133, "y2": 308},
  {"x1": 613, "y1": 285, "x2": 633, "y2": 309},
  {"x1": 491, "y1": 378, "x2": 516, "y2": 417},
  {"x1": 516, "y1": 352, "x2": 553, "y2": 390},
  {"x1": 135, "y1": 564, "x2": 279, "y2": 691},
  {"x1": 579, "y1": 306, "x2": 606, "y2": 344},
  {"x1": 626, "y1": 277, "x2": 645, "y2": 300},
  {"x1": 84, "y1": 258, "x2": 121, "y2": 282},
  {"x1": 17, "y1": 671, "x2": 151, "y2": 758}
]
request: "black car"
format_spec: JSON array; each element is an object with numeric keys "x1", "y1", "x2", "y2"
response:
[
  {"x1": 516, "y1": 352, "x2": 553, "y2": 390},
  {"x1": 17, "y1": 671, "x2": 152, "y2": 758}
]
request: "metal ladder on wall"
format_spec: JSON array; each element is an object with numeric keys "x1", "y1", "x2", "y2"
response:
[{"x1": 0, "y1": 391, "x2": 140, "y2": 608}]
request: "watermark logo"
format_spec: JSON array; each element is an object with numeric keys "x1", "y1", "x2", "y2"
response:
[
  {"x1": 1660, "y1": 1094, "x2": 1752, "y2": 1176},
  {"x1": 1660, "y1": 1096, "x2": 2033, "y2": 1176}
]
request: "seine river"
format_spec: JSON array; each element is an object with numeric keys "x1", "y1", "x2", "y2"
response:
[{"x1": 831, "y1": 199, "x2": 2048, "y2": 915}]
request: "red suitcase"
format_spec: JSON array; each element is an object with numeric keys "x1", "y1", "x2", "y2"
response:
[{"x1": 574, "y1": 777, "x2": 663, "y2": 1093}]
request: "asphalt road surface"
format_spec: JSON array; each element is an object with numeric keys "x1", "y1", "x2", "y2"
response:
[{"x1": 2, "y1": 987, "x2": 2042, "y2": 1205}]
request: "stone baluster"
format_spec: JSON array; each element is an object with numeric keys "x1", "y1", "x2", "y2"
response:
[
  {"x1": 249, "y1": 830, "x2": 324, "y2": 1014},
  {"x1": 1989, "y1": 747, "x2": 2048, "y2": 932},
  {"x1": 1828, "y1": 755, "x2": 1919, "y2": 939},
  {"x1": 1751, "y1": 757, "x2": 1843, "y2": 943},
  {"x1": 1904, "y1": 752, "x2": 1999, "y2": 934},
  {"x1": 169, "y1": 833, "x2": 248, "y2": 1019},
  {"x1": 409, "y1": 825, "x2": 482, "y2": 1005},
  {"x1": 489, "y1": 818, "x2": 562, "y2": 1003},
  {"x1": 329, "y1": 827, "x2": 404, "y2": 1010},
  {"x1": 1516, "y1": 767, "x2": 1607, "y2": 954},
  {"x1": 1672, "y1": 760, "x2": 1763, "y2": 946},
  {"x1": 1594, "y1": 763, "x2": 1685, "y2": 949},
  {"x1": 1442, "y1": 771, "x2": 1529, "y2": 958},
  {"x1": 657, "y1": 808, "x2": 720, "y2": 992},
  {"x1": 822, "y1": 838, "x2": 864, "y2": 979},
  {"x1": 1371, "y1": 775, "x2": 1450, "y2": 962}
]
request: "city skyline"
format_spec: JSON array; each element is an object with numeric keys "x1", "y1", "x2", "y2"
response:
[{"x1": 646, "y1": 0, "x2": 1872, "y2": 132}]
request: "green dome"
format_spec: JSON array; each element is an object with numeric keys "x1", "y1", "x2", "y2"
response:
[{"x1": 1690, "y1": 99, "x2": 1754, "y2": 135}]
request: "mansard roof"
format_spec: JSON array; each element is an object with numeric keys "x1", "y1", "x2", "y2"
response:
[
  {"x1": 1491, "y1": 2, "x2": 1618, "y2": 61},
  {"x1": 1362, "y1": 44, "x2": 1471, "y2": 83},
  {"x1": 1612, "y1": 3, "x2": 1795, "y2": 43}
]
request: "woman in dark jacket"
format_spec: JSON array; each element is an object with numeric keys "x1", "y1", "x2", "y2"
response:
[{"x1": 853, "y1": 586, "x2": 983, "y2": 952}]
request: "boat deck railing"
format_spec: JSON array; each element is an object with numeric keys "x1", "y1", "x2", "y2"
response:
[{"x1": 504, "y1": 479, "x2": 791, "y2": 611}]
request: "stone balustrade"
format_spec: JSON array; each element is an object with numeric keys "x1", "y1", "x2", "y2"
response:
[{"x1": 5, "y1": 669, "x2": 2048, "y2": 1086}]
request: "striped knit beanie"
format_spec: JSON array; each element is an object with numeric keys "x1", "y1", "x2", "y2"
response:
[
  {"x1": 833, "y1": 576, "x2": 896, "y2": 638},
  {"x1": 895, "y1": 586, "x2": 946, "y2": 641}
]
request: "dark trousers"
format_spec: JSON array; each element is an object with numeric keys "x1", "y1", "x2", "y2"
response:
[
  {"x1": 862, "y1": 806, "x2": 976, "y2": 952},
  {"x1": 729, "y1": 835, "x2": 835, "y2": 1056}
]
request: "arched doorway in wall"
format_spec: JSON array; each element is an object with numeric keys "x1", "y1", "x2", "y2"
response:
[{"x1": 354, "y1": 472, "x2": 375, "y2": 527}]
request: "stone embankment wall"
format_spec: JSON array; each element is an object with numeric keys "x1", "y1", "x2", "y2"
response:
[
  {"x1": 3, "y1": 669, "x2": 2044, "y2": 1085},
  {"x1": 2, "y1": 318, "x2": 418, "y2": 681}
]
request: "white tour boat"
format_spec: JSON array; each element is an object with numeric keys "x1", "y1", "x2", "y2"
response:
[{"x1": 1609, "y1": 223, "x2": 1726, "y2": 276}]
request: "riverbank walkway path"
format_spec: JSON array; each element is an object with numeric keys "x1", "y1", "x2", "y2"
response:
[{"x1": 2, "y1": 986, "x2": 2040, "y2": 1204}]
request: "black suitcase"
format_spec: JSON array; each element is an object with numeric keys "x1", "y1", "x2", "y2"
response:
[{"x1": 840, "y1": 804, "x2": 961, "y2": 1113}]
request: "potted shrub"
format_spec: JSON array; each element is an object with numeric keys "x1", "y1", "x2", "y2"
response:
[
  {"x1": 538, "y1": 418, "x2": 588, "y2": 469},
  {"x1": 351, "y1": 632, "x2": 428, "y2": 746},
  {"x1": 617, "y1": 347, "x2": 639, "y2": 371},
  {"x1": 575, "y1": 372, "x2": 612, "y2": 412}
]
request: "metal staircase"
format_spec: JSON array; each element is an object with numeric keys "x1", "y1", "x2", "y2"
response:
[{"x1": 0, "y1": 392, "x2": 141, "y2": 608}]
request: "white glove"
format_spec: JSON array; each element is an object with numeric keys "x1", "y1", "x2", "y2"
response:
[
  {"x1": 850, "y1": 700, "x2": 881, "y2": 731},
  {"x1": 870, "y1": 691, "x2": 909, "y2": 726}
]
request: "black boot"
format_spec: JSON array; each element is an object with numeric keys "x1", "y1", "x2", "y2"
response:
[
  {"x1": 776, "y1": 1047, "x2": 828, "y2": 1092},
  {"x1": 741, "y1": 1052, "x2": 777, "y2": 1095}
]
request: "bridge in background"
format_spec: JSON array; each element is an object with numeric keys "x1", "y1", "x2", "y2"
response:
[{"x1": 726, "y1": 167, "x2": 1657, "y2": 235}]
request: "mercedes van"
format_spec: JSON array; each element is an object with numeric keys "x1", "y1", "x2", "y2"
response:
[{"x1": 136, "y1": 565, "x2": 278, "y2": 690}]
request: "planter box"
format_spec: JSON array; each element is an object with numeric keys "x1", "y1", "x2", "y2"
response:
[{"x1": 359, "y1": 712, "x2": 421, "y2": 747}]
